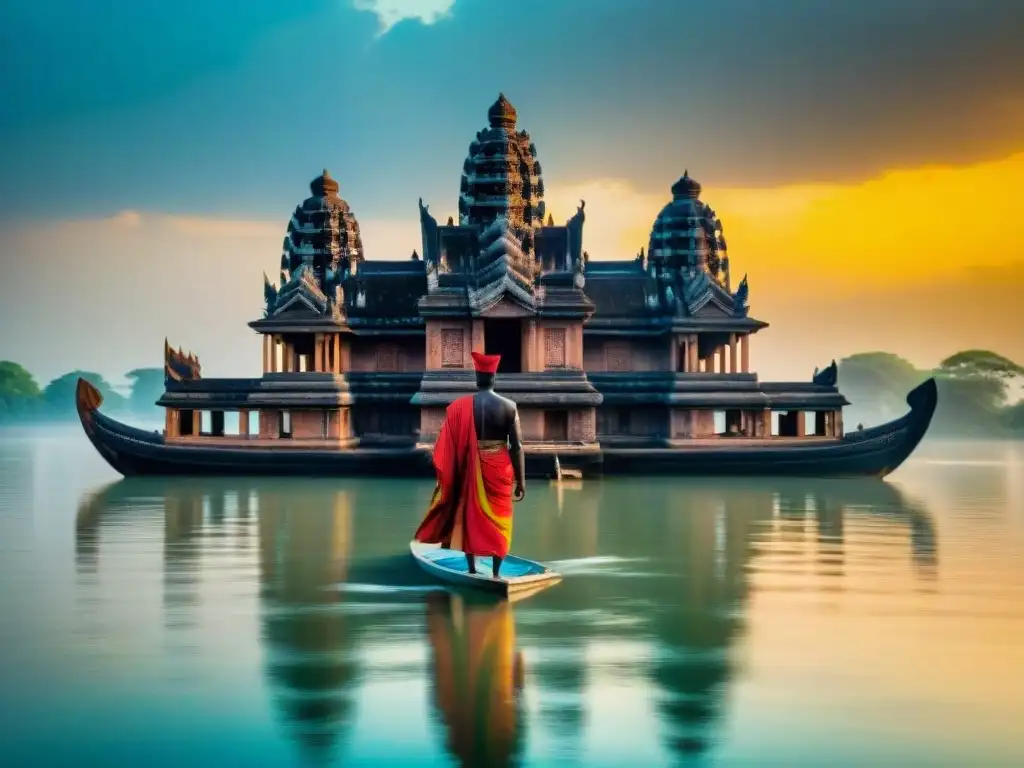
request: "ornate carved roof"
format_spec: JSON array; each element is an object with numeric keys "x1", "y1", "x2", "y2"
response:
[
  {"x1": 267, "y1": 263, "x2": 331, "y2": 317},
  {"x1": 164, "y1": 338, "x2": 201, "y2": 382},
  {"x1": 458, "y1": 94, "x2": 546, "y2": 236},
  {"x1": 648, "y1": 171, "x2": 729, "y2": 286},
  {"x1": 281, "y1": 169, "x2": 364, "y2": 288}
]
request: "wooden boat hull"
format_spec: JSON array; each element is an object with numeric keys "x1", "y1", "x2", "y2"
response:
[
  {"x1": 76, "y1": 377, "x2": 937, "y2": 480},
  {"x1": 602, "y1": 378, "x2": 938, "y2": 479},
  {"x1": 409, "y1": 541, "x2": 562, "y2": 597}
]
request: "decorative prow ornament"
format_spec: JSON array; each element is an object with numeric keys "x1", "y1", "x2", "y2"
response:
[
  {"x1": 263, "y1": 272, "x2": 278, "y2": 316},
  {"x1": 812, "y1": 359, "x2": 839, "y2": 387},
  {"x1": 732, "y1": 274, "x2": 749, "y2": 317},
  {"x1": 164, "y1": 338, "x2": 202, "y2": 383}
]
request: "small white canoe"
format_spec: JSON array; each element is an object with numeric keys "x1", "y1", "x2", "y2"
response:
[{"x1": 410, "y1": 541, "x2": 561, "y2": 597}]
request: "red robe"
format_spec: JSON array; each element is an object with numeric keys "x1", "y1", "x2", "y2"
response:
[{"x1": 414, "y1": 395, "x2": 514, "y2": 558}]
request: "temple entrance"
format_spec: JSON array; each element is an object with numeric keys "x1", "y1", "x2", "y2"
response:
[{"x1": 484, "y1": 319, "x2": 522, "y2": 373}]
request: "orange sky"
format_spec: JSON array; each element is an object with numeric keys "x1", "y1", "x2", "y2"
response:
[{"x1": 1, "y1": 152, "x2": 1022, "y2": 385}]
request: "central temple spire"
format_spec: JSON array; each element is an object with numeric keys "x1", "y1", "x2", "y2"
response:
[
  {"x1": 458, "y1": 94, "x2": 546, "y2": 235},
  {"x1": 487, "y1": 93, "x2": 518, "y2": 129}
]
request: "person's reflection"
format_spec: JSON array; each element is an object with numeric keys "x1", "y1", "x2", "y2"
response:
[
  {"x1": 425, "y1": 591, "x2": 525, "y2": 768},
  {"x1": 257, "y1": 481, "x2": 357, "y2": 762}
]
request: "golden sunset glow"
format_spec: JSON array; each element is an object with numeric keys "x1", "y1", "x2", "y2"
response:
[{"x1": 548, "y1": 152, "x2": 1024, "y2": 294}]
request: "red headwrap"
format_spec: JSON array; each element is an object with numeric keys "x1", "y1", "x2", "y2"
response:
[{"x1": 471, "y1": 351, "x2": 501, "y2": 375}]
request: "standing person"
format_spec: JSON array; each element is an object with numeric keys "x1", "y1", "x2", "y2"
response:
[{"x1": 414, "y1": 351, "x2": 526, "y2": 578}]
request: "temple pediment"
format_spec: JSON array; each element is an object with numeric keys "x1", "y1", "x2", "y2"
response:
[
  {"x1": 692, "y1": 299, "x2": 730, "y2": 318},
  {"x1": 273, "y1": 292, "x2": 325, "y2": 317},
  {"x1": 479, "y1": 296, "x2": 534, "y2": 318}
]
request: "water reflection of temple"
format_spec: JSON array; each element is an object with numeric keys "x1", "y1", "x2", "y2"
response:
[
  {"x1": 71, "y1": 475, "x2": 940, "y2": 766},
  {"x1": 506, "y1": 477, "x2": 939, "y2": 763},
  {"x1": 73, "y1": 478, "x2": 364, "y2": 763},
  {"x1": 257, "y1": 482, "x2": 355, "y2": 761}
]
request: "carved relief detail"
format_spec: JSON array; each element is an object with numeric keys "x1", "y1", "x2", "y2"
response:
[
  {"x1": 375, "y1": 345, "x2": 399, "y2": 372},
  {"x1": 426, "y1": 325, "x2": 441, "y2": 369},
  {"x1": 441, "y1": 329, "x2": 465, "y2": 368},
  {"x1": 568, "y1": 409, "x2": 597, "y2": 443},
  {"x1": 605, "y1": 343, "x2": 631, "y2": 372},
  {"x1": 569, "y1": 410, "x2": 583, "y2": 442},
  {"x1": 544, "y1": 327, "x2": 566, "y2": 368}
]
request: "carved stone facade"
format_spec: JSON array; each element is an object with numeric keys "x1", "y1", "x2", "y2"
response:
[
  {"x1": 543, "y1": 328, "x2": 566, "y2": 368},
  {"x1": 569, "y1": 409, "x2": 597, "y2": 442},
  {"x1": 605, "y1": 343, "x2": 632, "y2": 372},
  {"x1": 375, "y1": 344, "x2": 399, "y2": 373},
  {"x1": 217, "y1": 95, "x2": 848, "y2": 464},
  {"x1": 419, "y1": 407, "x2": 447, "y2": 442},
  {"x1": 441, "y1": 329, "x2": 465, "y2": 368}
]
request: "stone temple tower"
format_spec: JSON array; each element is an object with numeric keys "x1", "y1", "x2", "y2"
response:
[{"x1": 412, "y1": 94, "x2": 602, "y2": 470}]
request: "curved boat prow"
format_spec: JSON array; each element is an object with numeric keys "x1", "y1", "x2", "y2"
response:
[
  {"x1": 76, "y1": 377, "x2": 104, "y2": 416},
  {"x1": 873, "y1": 376, "x2": 938, "y2": 478},
  {"x1": 907, "y1": 377, "x2": 939, "y2": 418}
]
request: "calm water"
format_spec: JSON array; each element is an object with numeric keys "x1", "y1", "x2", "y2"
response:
[{"x1": 1, "y1": 428, "x2": 1022, "y2": 767}]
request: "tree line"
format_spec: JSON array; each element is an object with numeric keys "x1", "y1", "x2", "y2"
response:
[
  {"x1": 838, "y1": 349, "x2": 1024, "y2": 437},
  {"x1": 1, "y1": 349, "x2": 1022, "y2": 436},
  {"x1": 0, "y1": 363, "x2": 164, "y2": 423}
]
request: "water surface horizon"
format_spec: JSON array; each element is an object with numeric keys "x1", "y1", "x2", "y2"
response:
[{"x1": 1, "y1": 430, "x2": 1022, "y2": 766}]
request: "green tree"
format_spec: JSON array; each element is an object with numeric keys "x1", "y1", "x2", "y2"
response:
[
  {"x1": 932, "y1": 350, "x2": 1024, "y2": 435},
  {"x1": 837, "y1": 352, "x2": 926, "y2": 425},
  {"x1": 1004, "y1": 400, "x2": 1024, "y2": 433},
  {"x1": 837, "y1": 349, "x2": 1024, "y2": 437},
  {"x1": 937, "y1": 350, "x2": 1024, "y2": 382},
  {"x1": 42, "y1": 371, "x2": 126, "y2": 417},
  {"x1": 125, "y1": 368, "x2": 165, "y2": 415},
  {"x1": 0, "y1": 361, "x2": 42, "y2": 421}
]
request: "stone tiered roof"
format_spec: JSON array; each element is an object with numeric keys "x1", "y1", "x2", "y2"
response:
[
  {"x1": 648, "y1": 171, "x2": 729, "y2": 286},
  {"x1": 281, "y1": 169, "x2": 364, "y2": 287},
  {"x1": 636, "y1": 172, "x2": 752, "y2": 320},
  {"x1": 458, "y1": 93, "x2": 546, "y2": 236},
  {"x1": 345, "y1": 261, "x2": 427, "y2": 324},
  {"x1": 416, "y1": 96, "x2": 591, "y2": 319}
]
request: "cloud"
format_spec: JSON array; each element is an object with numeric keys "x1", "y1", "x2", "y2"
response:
[
  {"x1": 351, "y1": 0, "x2": 455, "y2": 34},
  {"x1": 4, "y1": 0, "x2": 1023, "y2": 224}
]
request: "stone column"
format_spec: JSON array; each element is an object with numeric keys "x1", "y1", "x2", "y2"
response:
[
  {"x1": 239, "y1": 409, "x2": 250, "y2": 437},
  {"x1": 165, "y1": 408, "x2": 176, "y2": 437},
  {"x1": 729, "y1": 333, "x2": 738, "y2": 374},
  {"x1": 192, "y1": 410, "x2": 202, "y2": 437},
  {"x1": 689, "y1": 335, "x2": 699, "y2": 372},
  {"x1": 762, "y1": 409, "x2": 772, "y2": 438},
  {"x1": 261, "y1": 336, "x2": 269, "y2": 373},
  {"x1": 472, "y1": 319, "x2": 485, "y2": 354},
  {"x1": 314, "y1": 334, "x2": 324, "y2": 372},
  {"x1": 526, "y1": 320, "x2": 538, "y2": 373},
  {"x1": 669, "y1": 335, "x2": 679, "y2": 372},
  {"x1": 334, "y1": 334, "x2": 342, "y2": 373}
]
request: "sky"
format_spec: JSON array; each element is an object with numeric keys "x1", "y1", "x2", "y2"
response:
[{"x1": 0, "y1": 0, "x2": 1022, "y2": 386}]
